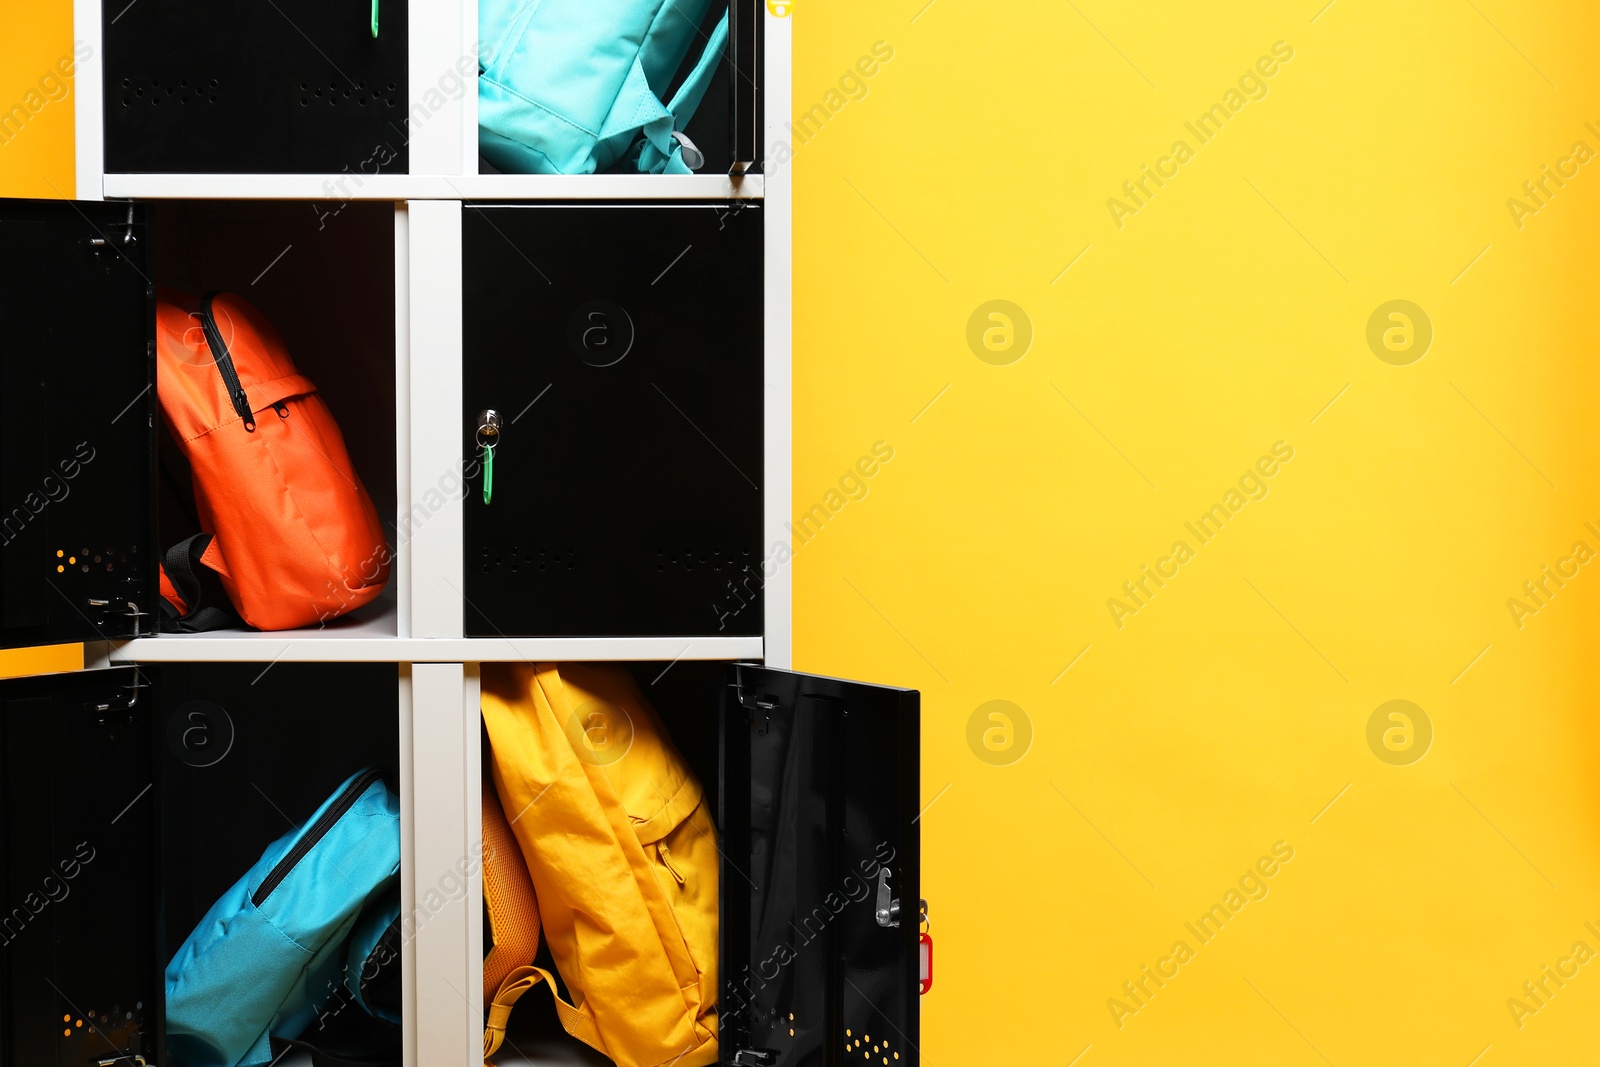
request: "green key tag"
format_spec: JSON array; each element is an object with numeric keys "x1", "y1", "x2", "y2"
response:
[{"x1": 482, "y1": 442, "x2": 494, "y2": 505}]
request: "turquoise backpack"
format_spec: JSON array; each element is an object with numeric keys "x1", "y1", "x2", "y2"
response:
[
  {"x1": 165, "y1": 769, "x2": 402, "y2": 1067},
  {"x1": 479, "y1": 0, "x2": 729, "y2": 174}
]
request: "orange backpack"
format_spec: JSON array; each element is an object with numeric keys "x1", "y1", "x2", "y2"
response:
[{"x1": 155, "y1": 289, "x2": 388, "y2": 631}]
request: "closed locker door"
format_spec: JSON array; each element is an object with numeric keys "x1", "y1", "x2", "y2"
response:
[
  {"x1": 720, "y1": 665, "x2": 922, "y2": 1067},
  {"x1": 0, "y1": 667, "x2": 159, "y2": 1067},
  {"x1": 103, "y1": 0, "x2": 409, "y2": 174},
  {"x1": 0, "y1": 198, "x2": 156, "y2": 648},
  {"x1": 462, "y1": 202, "x2": 764, "y2": 638}
]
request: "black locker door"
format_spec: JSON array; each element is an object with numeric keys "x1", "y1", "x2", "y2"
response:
[
  {"x1": 462, "y1": 202, "x2": 764, "y2": 637},
  {"x1": 720, "y1": 665, "x2": 921, "y2": 1067},
  {"x1": 103, "y1": 0, "x2": 409, "y2": 174},
  {"x1": 0, "y1": 198, "x2": 156, "y2": 649},
  {"x1": 0, "y1": 666, "x2": 160, "y2": 1067}
]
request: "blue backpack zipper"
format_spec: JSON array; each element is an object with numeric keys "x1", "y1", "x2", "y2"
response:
[{"x1": 251, "y1": 768, "x2": 385, "y2": 907}]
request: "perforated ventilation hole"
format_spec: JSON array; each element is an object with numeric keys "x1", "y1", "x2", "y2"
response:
[
  {"x1": 122, "y1": 77, "x2": 215, "y2": 108},
  {"x1": 387, "y1": 81, "x2": 396, "y2": 90}
]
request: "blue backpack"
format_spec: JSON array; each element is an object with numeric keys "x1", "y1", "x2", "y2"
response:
[
  {"x1": 165, "y1": 769, "x2": 402, "y2": 1067},
  {"x1": 478, "y1": 0, "x2": 729, "y2": 174}
]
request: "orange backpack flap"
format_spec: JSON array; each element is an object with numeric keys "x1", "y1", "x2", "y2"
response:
[
  {"x1": 155, "y1": 288, "x2": 389, "y2": 631},
  {"x1": 481, "y1": 663, "x2": 719, "y2": 1067}
]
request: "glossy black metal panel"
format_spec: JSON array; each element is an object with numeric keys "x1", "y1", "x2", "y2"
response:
[
  {"x1": 0, "y1": 198, "x2": 155, "y2": 648},
  {"x1": 103, "y1": 0, "x2": 409, "y2": 174},
  {"x1": 462, "y1": 203, "x2": 764, "y2": 637},
  {"x1": 0, "y1": 667, "x2": 159, "y2": 1067},
  {"x1": 720, "y1": 665, "x2": 920, "y2": 1067}
]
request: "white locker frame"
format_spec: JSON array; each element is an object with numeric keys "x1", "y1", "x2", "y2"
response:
[{"x1": 71, "y1": 1, "x2": 795, "y2": 1063}]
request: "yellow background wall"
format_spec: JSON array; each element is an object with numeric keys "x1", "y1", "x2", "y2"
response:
[
  {"x1": 0, "y1": 0, "x2": 75, "y2": 198},
  {"x1": 791, "y1": 1, "x2": 1600, "y2": 1064},
  {"x1": 5, "y1": 0, "x2": 1600, "y2": 1060}
]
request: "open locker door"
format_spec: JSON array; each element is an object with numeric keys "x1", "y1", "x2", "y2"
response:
[
  {"x1": 0, "y1": 666, "x2": 160, "y2": 1067},
  {"x1": 0, "y1": 198, "x2": 156, "y2": 649},
  {"x1": 721, "y1": 665, "x2": 920, "y2": 1067}
]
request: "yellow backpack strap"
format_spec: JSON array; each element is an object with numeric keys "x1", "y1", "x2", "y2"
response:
[
  {"x1": 482, "y1": 779, "x2": 542, "y2": 1062},
  {"x1": 523, "y1": 965, "x2": 608, "y2": 1058}
]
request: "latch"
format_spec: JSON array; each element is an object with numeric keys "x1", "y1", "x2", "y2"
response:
[
  {"x1": 730, "y1": 1050, "x2": 776, "y2": 1066},
  {"x1": 82, "y1": 204, "x2": 142, "y2": 269},
  {"x1": 875, "y1": 867, "x2": 901, "y2": 928},
  {"x1": 730, "y1": 664, "x2": 778, "y2": 733},
  {"x1": 92, "y1": 672, "x2": 149, "y2": 716}
]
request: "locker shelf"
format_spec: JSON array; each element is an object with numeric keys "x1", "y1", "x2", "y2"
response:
[
  {"x1": 101, "y1": 603, "x2": 762, "y2": 663},
  {"x1": 101, "y1": 173, "x2": 763, "y2": 202}
]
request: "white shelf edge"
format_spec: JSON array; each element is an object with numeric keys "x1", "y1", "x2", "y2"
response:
[
  {"x1": 100, "y1": 173, "x2": 764, "y2": 201},
  {"x1": 104, "y1": 635, "x2": 763, "y2": 663}
]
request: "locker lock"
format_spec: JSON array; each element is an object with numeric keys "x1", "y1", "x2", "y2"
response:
[
  {"x1": 875, "y1": 867, "x2": 901, "y2": 928},
  {"x1": 476, "y1": 410, "x2": 501, "y2": 506}
]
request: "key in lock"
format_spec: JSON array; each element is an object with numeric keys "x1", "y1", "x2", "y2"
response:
[{"x1": 477, "y1": 409, "x2": 500, "y2": 505}]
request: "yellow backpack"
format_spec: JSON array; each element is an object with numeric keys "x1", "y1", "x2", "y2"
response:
[{"x1": 481, "y1": 662, "x2": 720, "y2": 1067}]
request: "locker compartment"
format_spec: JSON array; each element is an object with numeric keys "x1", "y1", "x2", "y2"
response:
[
  {"x1": 158, "y1": 662, "x2": 404, "y2": 1066},
  {"x1": 0, "y1": 662, "x2": 407, "y2": 1067},
  {"x1": 102, "y1": 0, "x2": 409, "y2": 175},
  {"x1": 462, "y1": 203, "x2": 763, "y2": 639},
  {"x1": 481, "y1": 662, "x2": 921, "y2": 1067},
  {"x1": 151, "y1": 201, "x2": 398, "y2": 638},
  {"x1": 0, "y1": 197, "x2": 398, "y2": 647},
  {"x1": 477, "y1": 0, "x2": 761, "y2": 177}
]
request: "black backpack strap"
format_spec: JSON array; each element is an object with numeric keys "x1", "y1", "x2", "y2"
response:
[{"x1": 159, "y1": 533, "x2": 239, "y2": 633}]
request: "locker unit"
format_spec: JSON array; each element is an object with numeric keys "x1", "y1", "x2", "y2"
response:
[
  {"x1": 102, "y1": 0, "x2": 411, "y2": 175},
  {"x1": 0, "y1": 197, "x2": 398, "y2": 652},
  {"x1": 0, "y1": 663, "x2": 405, "y2": 1067},
  {"x1": 0, "y1": 3, "x2": 926, "y2": 1064},
  {"x1": 461, "y1": 202, "x2": 764, "y2": 638}
]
